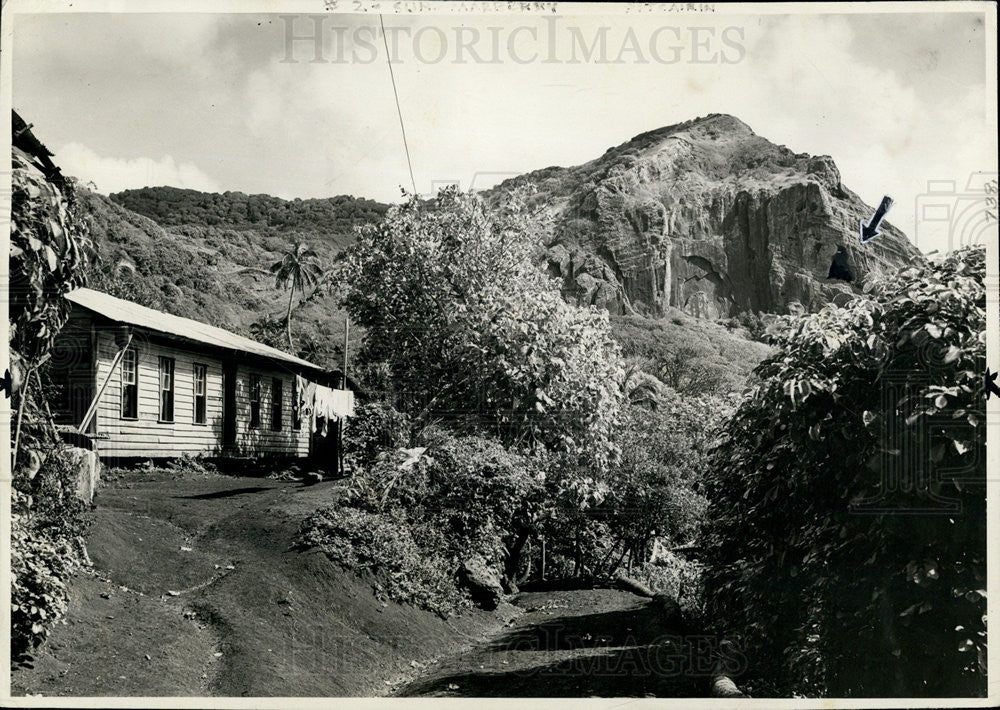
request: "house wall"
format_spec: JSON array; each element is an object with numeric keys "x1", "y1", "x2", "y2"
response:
[
  {"x1": 90, "y1": 325, "x2": 310, "y2": 460},
  {"x1": 230, "y1": 362, "x2": 310, "y2": 458}
]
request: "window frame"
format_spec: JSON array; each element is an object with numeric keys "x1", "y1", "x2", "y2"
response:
[
  {"x1": 158, "y1": 356, "x2": 175, "y2": 423},
  {"x1": 270, "y1": 377, "x2": 283, "y2": 432},
  {"x1": 193, "y1": 363, "x2": 208, "y2": 425},
  {"x1": 249, "y1": 373, "x2": 261, "y2": 429},
  {"x1": 120, "y1": 347, "x2": 139, "y2": 420},
  {"x1": 292, "y1": 377, "x2": 302, "y2": 430}
]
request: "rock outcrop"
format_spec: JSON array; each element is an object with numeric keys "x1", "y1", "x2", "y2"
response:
[
  {"x1": 458, "y1": 558, "x2": 504, "y2": 610},
  {"x1": 500, "y1": 114, "x2": 922, "y2": 318}
]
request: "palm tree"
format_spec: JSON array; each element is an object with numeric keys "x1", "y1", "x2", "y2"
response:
[{"x1": 269, "y1": 241, "x2": 322, "y2": 350}]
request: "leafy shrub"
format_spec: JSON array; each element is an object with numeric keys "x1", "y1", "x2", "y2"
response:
[
  {"x1": 302, "y1": 431, "x2": 546, "y2": 613},
  {"x1": 350, "y1": 432, "x2": 546, "y2": 571},
  {"x1": 541, "y1": 388, "x2": 729, "y2": 582},
  {"x1": 343, "y1": 401, "x2": 412, "y2": 468},
  {"x1": 9, "y1": 152, "x2": 93, "y2": 367},
  {"x1": 629, "y1": 553, "x2": 706, "y2": 620},
  {"x1": 702, "y1": 247, "x2": 987, "y2": 696},
  {"x1": 10, "y1": 445, "x2": 91, "y2": 660},
  {"x1": 10, "y1": 133, "x2": 93, "y2": 661},
  {"x1": 298, "y1": 506, "x2": 465, "y2": 616},
  {"x1": 736, "y1": 310, "x2": 767, "y2": 341},
  {"x1": 10, "y1": 504, "x2": 85, "y2": 658}
]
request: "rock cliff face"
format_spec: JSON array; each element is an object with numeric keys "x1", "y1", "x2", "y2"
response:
[{"x1": 499, "y1": 114, "x2": 921, "y2": 318}]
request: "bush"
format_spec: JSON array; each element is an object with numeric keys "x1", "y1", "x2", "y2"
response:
[
  {"x1": 343, "y1": 401, "x2": 412, "y2": 468},
  {"x1": 302, "y1": 431, "x2": 546, "y2": 613},
  {"x1": 10, "y1": 446, "x2": 90, "y2": 660},
  {"x1": 702, "y1": 247, "x2": 987, "y2": 696},
  {"x1": 10, "y1": 507, "x2": 85, "y2": 658},
  {"x1": 351, "y1": 432, "x2": 545, "y2": 569},
  {"x1": 592, "y1": 390, "x2": 728, "y2": 569},
  {"x1": 629, "y1": 552, "x2": 706, "y2": 621},
  {"x1": 299, "y1": 506, "x2": 464, "y2": 616},
  {"x1": 9, "y1": 123, "x2": 93, "y2": 662}
]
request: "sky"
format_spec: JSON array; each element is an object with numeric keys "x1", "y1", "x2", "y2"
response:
[{"x1": 10, "y1": 6, "x2": 996, "y2": 253}]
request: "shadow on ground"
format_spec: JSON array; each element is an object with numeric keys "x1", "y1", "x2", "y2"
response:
[
  {"x1": 398, "y1": 590, "x2": 709, "y2": 697},
  {"x1": 175, "y1": 486, "x2": 271, "y2": 500}
]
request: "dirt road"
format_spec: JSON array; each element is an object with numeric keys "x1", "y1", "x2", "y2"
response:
[
  {"x1": 12, "y1": 469, "x2": 513, "y2": 697},
  {"x1": 396, "y1": 588, "x2": 704, "y2": 697},
  {"x1": 12, "y1": 468, "x2": 705, "y2": 698}
]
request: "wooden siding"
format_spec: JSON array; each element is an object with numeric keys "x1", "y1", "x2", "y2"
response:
[
  {"x1": 230, "y1": 364, "x2": 310, "y2": 458},
  {"x1": 88, "y1": 324, "x2": 310, "y2": 459}
]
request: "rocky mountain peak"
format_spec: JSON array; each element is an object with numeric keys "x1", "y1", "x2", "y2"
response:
[{"x1": 511, "y1": 115, "x2": 922, "y2": 319}]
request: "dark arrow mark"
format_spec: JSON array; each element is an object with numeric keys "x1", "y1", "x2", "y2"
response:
[
  {"x1": 986, "y1": 369, "x2": 1000, "y2": 400},
  {"x1": 1, "y1": 369, "x2": 11, "y2": 399},
  {"x1": 827, "y1": 245, "x2": 855, "y2": 282},
  {"x1": 860, "y1": 195, "x2": 894, "y2": 244}
]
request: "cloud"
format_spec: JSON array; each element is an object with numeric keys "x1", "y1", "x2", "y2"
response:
[
  {"x1": 723, "y1": 14, "x2": 992, "y2": 251},
  {"x1": 56, "y1": 143, "x2": 222, "y2": 194},
  {"x1": 15, "y1": 11, "x2": 992, "y2": 255}
]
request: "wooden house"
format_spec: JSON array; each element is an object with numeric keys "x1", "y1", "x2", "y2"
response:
[{"x1": 46, "y1": 288, "x2": 352, "y2": 463}]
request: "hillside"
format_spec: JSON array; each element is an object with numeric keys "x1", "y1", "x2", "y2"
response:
[
  {"x1": 111, "y1": 187, "x2": 386, "y2": 249},
  {"x1": 77, "y1": 188, "x2": 389, "y2": 366},
  {"x1": 80, "y1": 177, "x2": 770, "y2": 385},
  {"x1": 491, "y1": 113, "x2": 922, "y2": 318},
  {"x1": 12, "y1": 468, "x2": 520, "y2": 696},
  {"x1": 80, "y1": 116, "x2": 904, "y2": 382}
]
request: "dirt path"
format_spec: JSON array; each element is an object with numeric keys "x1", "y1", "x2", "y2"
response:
[
  {"x1": 12, "y1": 468, "x2": 708, "y2": 698},
  {"x1": 396, "y1": 588, "x2": 704, "y2": 697},
  {"x1": 11, "y1": 469, "x2": 515, "y2": 697}
]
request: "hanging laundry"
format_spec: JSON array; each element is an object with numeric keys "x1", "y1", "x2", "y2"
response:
[
  {"x1": 312, "y1": 385, "x2": 354, "y2": 436},
  {"x1": 295, "y1": 375, "x2": 316, "y2": 424}
]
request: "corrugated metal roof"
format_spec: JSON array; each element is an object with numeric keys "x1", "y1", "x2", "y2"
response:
[{"x1": 66, "y1": 288, "x2": 324, "y2": 372}]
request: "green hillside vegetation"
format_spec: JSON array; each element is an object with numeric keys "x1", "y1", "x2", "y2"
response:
[
  {"x1": 613, "y1": 309, "x2": 771, "y2": 395},
  {"x1": 79, "y1": 187, "x2": 389, "y2": 365},
  {"x1": 111, "y1": 186, "x2": 386, "y2": 244},
  {"x1": 87, "y1": 185, "x2": 768, "y2": 383}
]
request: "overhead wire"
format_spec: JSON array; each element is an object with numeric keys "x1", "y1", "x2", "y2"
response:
[{"x1": 379, "y1": 14, "x2": 417, "y2": 196}]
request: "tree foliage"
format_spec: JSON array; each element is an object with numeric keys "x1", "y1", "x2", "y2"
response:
[
  {"x1": 341, "y1": 187, "x2": 625, "y2": 472},
  {"x1": 112, "y1": 186, "x2": 387, "y2": 235},
  {"x1": 9, "y1": 141, "x2": 93, "y2": 661},
  {"x1": 702, "y1": 247, "x2": 987, "y2": 696},
  {"x1": 9, "y1": 150, "x2": 93, "y2": 367}
]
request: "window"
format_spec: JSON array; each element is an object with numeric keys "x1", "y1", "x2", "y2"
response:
[
  {"x1": 249, "y1": 374, "x2": 261, "y2": 429},
  {"x1": 193, "y1": 364, "x2": 207, "y2": 424},
  {"x1": 158, "y1": 357, "x2": 175, "y2": 422},
  {"x1": 121, "y1": 348, "x2": 138, "y2": 419},
  {"x1": 271, "y1": 378, "x2": 283, "y2": 431}
]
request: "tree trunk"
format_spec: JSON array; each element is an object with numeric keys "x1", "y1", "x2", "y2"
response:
[
  {"x1": 504, "y1": 528, "x2": 531, "y2": 582},
  {"x1": 518, "y1": 540, "x2": 533, "y2": 584},
  {"x1": 285, "y1": 282, "x2": 296, "y2": 350},
  {"x1": 573, "y1": 529, "x2": 582, "y2": 577}
]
